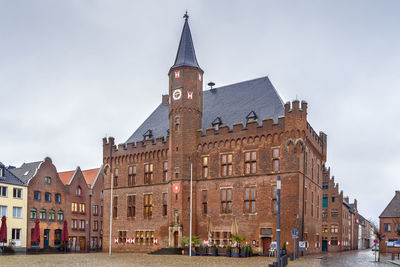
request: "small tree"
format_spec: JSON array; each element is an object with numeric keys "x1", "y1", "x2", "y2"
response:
[{"x1": 232, "y1": 235, "x2": 246, "y2": 253}]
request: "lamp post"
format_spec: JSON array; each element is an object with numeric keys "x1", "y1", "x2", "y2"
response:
[{"x1": 276, "y1": 175, "x2": 281, "y2": 267}]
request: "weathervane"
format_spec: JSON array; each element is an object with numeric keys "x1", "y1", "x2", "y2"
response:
[{"x1": 183, "y1": 10, "x2": 189, "y2": 20}]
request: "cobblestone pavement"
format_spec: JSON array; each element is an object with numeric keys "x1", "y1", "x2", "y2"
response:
[
  {"x1": 0, "y1": 252, "x2": 322, "y2": 267},
  {"x1": 313, "y1": 249, "x2": 391, "y2": 267}
]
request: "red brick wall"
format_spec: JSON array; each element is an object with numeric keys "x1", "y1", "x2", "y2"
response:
[
  {"x1": 65, "y1": 168, "x2": 90, "y2": 250},
  {"x1": 27, "y1": 157, "x2": 67, "y2": 248}
]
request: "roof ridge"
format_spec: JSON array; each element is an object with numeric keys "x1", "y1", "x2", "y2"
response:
[{"x1": 203, "y1": 76, "x2": 268, "y2": 92}]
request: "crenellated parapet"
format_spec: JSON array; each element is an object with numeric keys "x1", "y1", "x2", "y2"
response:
[{"x1": 103, "y1": 136, "x2": 169, "y2": 165}]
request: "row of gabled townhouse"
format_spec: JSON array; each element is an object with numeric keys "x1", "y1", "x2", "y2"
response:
[
  {"x1": 321, "y1": 166, "x2": 375, "y2": 252},
  {"x1": 0, "y1": 157, "x2": 103, "y2": 252}
]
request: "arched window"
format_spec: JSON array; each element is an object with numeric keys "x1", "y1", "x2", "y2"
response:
[
  {"x1": 76, "y1": 186, "x2": 82, "y2": 196},
  {"x1": 39, "y1": 209, "x2": 46, "y2": 220},
  {"x1": 30, "y1": 208, "x2": 37, "y2": 219},
  {"x1": 57, "y1": 211, "x2": 64, "y2": 221},
  {"x1": 49, "y1": 210, "x2": 55, "y2": 221}
]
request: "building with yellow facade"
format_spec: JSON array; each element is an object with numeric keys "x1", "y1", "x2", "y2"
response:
[{"x1": 0, "y1": 162, "x2": 28, "y2": 252}]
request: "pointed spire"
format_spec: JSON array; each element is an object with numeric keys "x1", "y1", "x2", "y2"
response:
[{"x1": 171, "y1": 12, "x2": 201, "y2": 69}]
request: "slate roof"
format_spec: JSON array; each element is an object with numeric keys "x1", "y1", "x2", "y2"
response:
[
  {"x1": 0, "y1": 162, "x2": 26, "y2": 186},
  {"x1": 9, "y1": 161, "x2": 43, "y2": 184},
  {"x1": 380, "y1": 191, "x2": 400, "y2": 218},
  {"x1": 126, "y1": 76, "x2": 285, "y2": 143},
  {"x1": 171, "y1": 16, "x2": 200, "y2": 70}
]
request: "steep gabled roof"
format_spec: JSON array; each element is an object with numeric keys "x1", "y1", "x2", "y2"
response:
[
  {"x1": 126, "y1": 76, "x2": 285, "y2": 143},
  {"x1": 0, "y1": 162, "x2": 26, "y2": 186},
  {"x1": 9, "y1": 161, "x2": 43, "y2": 184},
  {"x1": 171, "y1": 15, "x2": 200, "y2": 70},
  {"x1": 380, "y1": 191, "x2": 400, "y2": 218},
  {"x1": 82, "y1": 168, "x2": 100, "y2": 189},
  {"x1": 58, "y1": 170, "x2": 75, "y2": 185}
]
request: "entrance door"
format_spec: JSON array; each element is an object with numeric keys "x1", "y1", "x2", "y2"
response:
[
  {"x1": 44, "y1": 229, "x2": 50, "y2": 248},
  {"x1": 80, "y1": 237, "x2": 86, "y2": 251},
  {"x1": 261, "y1": 237, "x2": 271, "y2": 255},
  {"x1": 322, "y1": 240, "x2": 328, "y2": 252},
  {"x1": 173, "y1": 231, "x2": 179, "y2": 247},
  {"x1": 54, "y1": 229, "x2": 62, "y2": 247}
]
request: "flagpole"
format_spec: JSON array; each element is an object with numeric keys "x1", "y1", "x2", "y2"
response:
[{"x1": 189, "y1": 162, "x2": 193, "y2": 257}]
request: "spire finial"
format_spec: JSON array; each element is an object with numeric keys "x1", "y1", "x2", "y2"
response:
[{"x1": 183, "y1": 10, "x2": 189, "y2": 20}]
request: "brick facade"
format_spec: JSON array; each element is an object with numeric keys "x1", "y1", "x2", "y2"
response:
[
  {"x1": 26, "y1": 157, "x2": 67, "y2": 248},
  {"x1": 101, "y1": 18, "x2": 329, "y2": 255}
]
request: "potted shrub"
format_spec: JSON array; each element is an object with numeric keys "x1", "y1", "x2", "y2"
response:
[
  {"x1": 232, "y1": 235, "x2": 245, "y2": 257},
  {"x1": 226, "y1": 245, "x2": 231, "y2": 257},
  {"x1": 249, "y1": 246, "x2": 253, "y2": 257},
  {"x1": 281, "y1": 243, "x2": 286, "y2": 256},
  {"x1": 240, "y1": 246, "x2": 246, "y2": 257},
  {"x1": 199, "y1": 243, "x2": 204, "y2": 256},
  {"x1": 212, "y1": 244, "x2": 218, "y2": 256}
]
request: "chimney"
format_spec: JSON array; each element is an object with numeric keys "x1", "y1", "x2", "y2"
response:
[{"x1": 162, "y1": 94, "x2": 169, "y2": 105}]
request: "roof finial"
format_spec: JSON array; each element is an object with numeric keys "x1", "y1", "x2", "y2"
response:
[{"x1": 183, "y1": 10, "x2": 189, "y2": 20}]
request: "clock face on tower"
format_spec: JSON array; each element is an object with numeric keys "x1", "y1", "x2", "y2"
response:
[{"x1": 173, "y1": 89, "x2": 182, "y2": 100}]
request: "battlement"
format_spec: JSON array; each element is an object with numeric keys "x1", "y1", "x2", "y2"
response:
[
  {"x1": 197, "y1": 116, "x2": 285, "y2": 139},
  {"x1": 284, "y1": 100, "x2": 308, "y2": 116},
  {"x1": 103, "y1": 135, "x2": 169, "y2": 159}
]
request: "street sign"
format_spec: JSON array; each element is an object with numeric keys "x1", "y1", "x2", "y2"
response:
[
  {"x1": 386, "y1": 241, "x2": 395, "y2": 247},
  {"x1": 299, "y1": 241, "x2": 306, "y2": 248},
  {"x1": 374, "y1": 239, "x2": 378, "y2": 244},
  {"x1": 291, "y1": 229, "x2": 298, "y2": 239},
  {"x1": 395, "y1": 241, "x2": 400, "y2": 247}
]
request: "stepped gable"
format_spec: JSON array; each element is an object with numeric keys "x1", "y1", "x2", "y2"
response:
[
  {"x1": 9, "y1": 161, "x2": 43, "y2": 184},
  {"x1": 126, "y1": 76, "x2": 284, "y2": 144},
  {"x1": 380, "y1": 191, "x2": 400, "y2": 218}
]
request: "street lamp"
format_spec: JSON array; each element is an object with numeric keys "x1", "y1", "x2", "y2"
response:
[{"x1": 276, "y1": 175, "x2": 281, "y2": 267}]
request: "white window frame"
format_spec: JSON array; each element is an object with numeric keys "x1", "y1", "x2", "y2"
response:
[
  {"x1": 0, "y1": 205, "x2": 7, "y2": 217},
  {"x1": 13, "y1": 188, "x2": 23, "y2": 199},
  {"x1": 13, "y1": 207, "x2": 22, "y2": 218},
  {"x1": 0, "y1": 186, "x2": 8, "y2": 197}
]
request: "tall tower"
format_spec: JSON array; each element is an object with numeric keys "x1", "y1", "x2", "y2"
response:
[{"x1": 168, "y1": 13, "x2": 203, "y2": 247}]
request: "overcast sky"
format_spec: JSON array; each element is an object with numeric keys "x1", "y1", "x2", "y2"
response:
[{"x1": 1, "y1": 0, "x2": 399, "y2": 222}]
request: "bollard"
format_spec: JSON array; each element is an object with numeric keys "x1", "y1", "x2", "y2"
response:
[
  {"x1": 392, "y1": 253, "x2": 395, "y2": 260},
  {"x1": 290, "y1": 252, "x2": 295, "y2": 261}
]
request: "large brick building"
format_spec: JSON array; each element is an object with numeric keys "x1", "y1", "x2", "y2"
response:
[
  {"x1": 321, "y1": 167, "x2": 357, "y2": 252},
  {"x1": 102, "y1": 15, "x2": 328, "y2": 254},
  {"x1": 379, "y1": 190, "x2": 400, "y2": 254}
]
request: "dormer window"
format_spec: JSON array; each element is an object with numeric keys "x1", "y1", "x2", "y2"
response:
[
  {"x1": 76, "y1": 186, "x2": 82, "y2": 196},
  {"x1": 0, "y1": 167, "x2": 3, "y2": 177},
  {"x1": 246, "y1": 111, "x2": 258, "y2": 121},
  {"x1": 212, "y1": 117, "x2": 222, "y2": 130},
  {"x1": 45, "y1": 177, "x2": 51, "y2": 184},
  {"x1": 143, "y1": 130, "x2": 153, "y2": 140}
]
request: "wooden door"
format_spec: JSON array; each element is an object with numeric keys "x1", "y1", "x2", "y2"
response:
[{"x1": 174, "y1": 231, "x2": 179, "y2": 247}]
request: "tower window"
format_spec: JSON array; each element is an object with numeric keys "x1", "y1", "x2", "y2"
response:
[
  {"x1": 202, "y1": 156, "x2": 209, "y2": 178},
  {"x1": 163, "y1": 162, "x2": 168, "y2": 182},
  {"x1": 175, "y1": 117, "x2": 180, "y2": 131}
]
